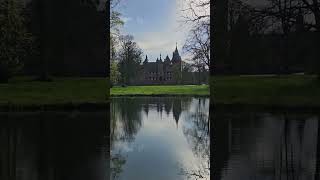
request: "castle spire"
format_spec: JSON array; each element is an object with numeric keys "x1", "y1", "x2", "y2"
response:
[
  {"x1": 143, "y1": 55, "x2": 148, "y2": 64},
  {"x1": 172, "y1": 43, "x2": 182, "y2": 63}
]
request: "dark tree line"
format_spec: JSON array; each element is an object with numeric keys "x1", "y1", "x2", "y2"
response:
[
  {"x1": 0, "y1": 0, "x2": 107, "y2": 83},
  {"x1": 27, "y1": 0, "x2": 107, "y2": 78},
  {"x1": 0, "y1": 0, "x2": 33, "y2": 83},
  {"x1": 213, "y1": 0, "x2": 320, "y2": 77}
]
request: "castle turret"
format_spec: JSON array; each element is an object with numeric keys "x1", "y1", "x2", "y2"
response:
[
  {"x1": 172, "y1": 43, "x2": 182, "y2": 63},
  {"x1": 143, "y1": 55, "x2": 148, "y2": 64},
  {"x1": 164, "y1": 55, "x2": 170, "y2": 64}
]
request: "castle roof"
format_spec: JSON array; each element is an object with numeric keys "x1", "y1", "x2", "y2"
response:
[
  {"x1": 172, "y1": 43, "x2": 182, "y2": 63},
  {"x1": 142, "y1": 44, "x2": 182, "y2": 66},
  {"x1": 164, "y1": 55, "x2": 170, "y2": 62}
]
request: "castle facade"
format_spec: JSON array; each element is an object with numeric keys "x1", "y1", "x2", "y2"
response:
[{"x1": 132, "y1": 45, "x2": 183, "y2": 85}]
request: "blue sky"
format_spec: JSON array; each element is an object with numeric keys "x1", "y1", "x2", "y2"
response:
[{"x1": 115, "y1": 0, "x2": 192, "y2": 62}]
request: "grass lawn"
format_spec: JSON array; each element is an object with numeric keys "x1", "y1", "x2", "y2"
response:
[
  {"x1": 211, "y1": 75, "x2": 320, "y2": 107},
  {"x1": 111, "y1": 85, "x2": 209, "y2": 96},
  {"x1": 0, "y1": 76, "x2": 108, "y2": 107},
  {"x1": 2, "y1": 75, "x2": 319, "y2": 108}
]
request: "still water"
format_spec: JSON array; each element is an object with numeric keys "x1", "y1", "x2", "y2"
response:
[
  {"x1": 0, "y1": 111, "x2": 108, "y2": 180},
  {"x1": 110, "y1": 97, "x2": 210, "y2": 180},
  {"x1": 2, "y1": 99, "x2": 320, "y2": 180},
  {"x1": 213, "y1": 109, "x2": 320, "y2": 180}
]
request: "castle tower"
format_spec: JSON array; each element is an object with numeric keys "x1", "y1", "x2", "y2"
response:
[
  {"x1": 143, "y1": 55, "x2": 148, "y2": 64},
  {"x1": 172, "y1": 43, "x2": 182, "y2": 63},
  {"x1": 164, "y1": 55, "x2": 170, "y2": 64}
]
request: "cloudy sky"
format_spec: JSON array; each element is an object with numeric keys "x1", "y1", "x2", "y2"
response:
[{"x1": 114, "y1": 0, "x2": 196, "y2": 62}]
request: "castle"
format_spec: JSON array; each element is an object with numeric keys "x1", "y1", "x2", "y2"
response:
[{"x1": 132, "y1": 44, "x2": 184, "y2": 85}]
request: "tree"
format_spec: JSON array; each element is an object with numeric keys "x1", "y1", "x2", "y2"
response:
[
  {"x1": 110, "y1": 0, "x2": 124, "y2": 86},
  {"x1": 173, "y1": 63, "x2": 182, "y2": 84},
  {"x1": 297, "y1": 0, "x2": 320, "y2": 79},
  {"x1": 0, "y1": 0, "x2": 33, "y2": 83},
  {"x1": 183, "y1": 22, "x2": 210, "y2": 70},
  {"x1": 252, "y1": 0, "x2": 320, "y2": 76},
  {"x1": 110, "y1": 59, "x2": 121, "y2": 86},
  {"x1": 181, "y1": 0, "x2": 210, "y2": 74},
  {"x1": 117, "y1": 35, "x2": 142, "y2": 85},
  {"x1": 192, "y1": 57, "x2": 206, "y2": 85}
]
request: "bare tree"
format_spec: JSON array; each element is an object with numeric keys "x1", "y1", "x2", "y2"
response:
[
  {"x1": 181, "y1": 0, "x2": 210, "y2": 75},
  {"x1": 252, "y1": 0, "x2": 320, "y2": 75},
  {"x1": 299, "y1": 0, "x2": 320, "y2": 30},
  {"x1": 183, "y1": 21, "x2": 210, "y2": 69}
]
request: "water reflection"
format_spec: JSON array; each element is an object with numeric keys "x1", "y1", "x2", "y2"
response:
[
  {"x1": 0, "y1": 111, "x2": 108, "y2": 180},
  {"x1": 213, "y1": 109, "x2": 320, "y2": 180},
  {"x1": 110, "y1": 97, "x2": 210, "y2": 180}
]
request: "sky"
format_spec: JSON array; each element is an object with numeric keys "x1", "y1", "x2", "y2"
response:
[{"x1": 114, "y1": 0, "x2": 195, "y2": 62}]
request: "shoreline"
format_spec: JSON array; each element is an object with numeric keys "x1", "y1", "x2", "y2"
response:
[
  {"x1": 213, "y1": 103, "x2": 320, "y2": 113},
  {"x1": 110, "y1": 94, "x2": 209, "y2": 97},
  {"x1": 1, "y1": 98, "x2": 320, "y2": 112},
  {"x1": 0, "y1": 102, "x2": 109, "y2": 112}
]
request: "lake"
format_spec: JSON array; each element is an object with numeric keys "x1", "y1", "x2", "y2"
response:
[
  {"x1": 213, "y1": 108, "x2": 320, "y2": 180},
  {"x1": 0, "y1": 111, "x2": 108, "y2": 180},
  {"x1": 2, "y1": 98, "x2": 320, "y2": 180},
  {"x1": 110, "y1": 97, "x2": 210, "y2": 180}
]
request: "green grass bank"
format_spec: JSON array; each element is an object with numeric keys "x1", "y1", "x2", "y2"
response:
[
  {"x1": 111, "y1": 85, "x2": 209, "y2": 96},
  {"x1": 211, "y1": 75, "x2": 320, "y2": 107},
  {"x1": 2, "y1": 75, "x2": 319, "y2": 109},
  {"x1": 0, "y1": 77, "x2": 108, "y2": 109}
]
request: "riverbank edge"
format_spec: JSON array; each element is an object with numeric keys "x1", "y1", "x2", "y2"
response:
[
  {"x1": 213, "y1": 102, "x2": 320, "y2": 113},
  {"x1": 1, "y1": 97, "x2": 320, "y2": 112},
  {"x1": 110, "y1": 94, "x2": 210, "y2": 97},
  {"x1": 0, "y1": 102, "x2": 109, "y2": 112}
]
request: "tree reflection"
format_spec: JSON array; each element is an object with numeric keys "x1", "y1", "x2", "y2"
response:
[
  {"x1": 111, "y1": 98, "x2": 143, "y2": 146},
  {"x1": 110, "y1": 98, "x2": 143, "y2": 180},
  {"x1": 110, "y1": 151, "x2": 127, "y2": 180},
  {"x1": 180, "y1": 98, "x2": 210, "y2": 180},
  {"x1": 110, "y1": 97, "x2": 198, "y2": 180},
  {"x1": 211, "y1": 108, "x2": 320, "y2": 180}
]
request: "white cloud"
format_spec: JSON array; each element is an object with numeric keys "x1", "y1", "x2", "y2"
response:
[
  {"x1": 118, "y1": 0, "x2": 207, "y2": 62},
  {"x1": 136, "y1": 30, "x2": 189, "y2": 61}
]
